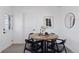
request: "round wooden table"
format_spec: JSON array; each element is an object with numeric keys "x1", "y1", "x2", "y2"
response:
[
  {"x1": 30, "y1": 33, "x2": 58, "y2": 40},
  {"x1": 30, "y1": 33, "x2": 59, "y2": 53}
]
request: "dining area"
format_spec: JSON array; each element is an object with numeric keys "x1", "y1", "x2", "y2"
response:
[
  {"x1": 23, "y1": 15, "x2": 67, "y2": 53},
  {"x1": 0, "y1": 6, "x2": 78, "y2": 53},
  {"x1": 24, "y1": 32, "x2": 67, "y2": 53}
]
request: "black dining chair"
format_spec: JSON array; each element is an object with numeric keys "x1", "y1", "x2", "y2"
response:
[
  {"x1": 55, "y1": 39, "x2": 67, "y2": 53},
  {"x1": 47, "y1": 40, "x2": 56, "y2": 53},
  {"x1": 32, "y1": 40, "x2": 43, "y2": 53},
  {"x1": 24, "y1": 39, "x2": 33, "y2": 53},
  {"x1": 24, "y1": 38, "x2": 42, "y2": 53},
  {"x1": 24, "y1": 33, "x2": 34, "y2": 53},
  {"x1": 24, "y1": 33, "x2": 42, "y2": 53}
]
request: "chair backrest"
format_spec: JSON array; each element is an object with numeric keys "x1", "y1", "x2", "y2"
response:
[
  {"x1": 56, "y1": 39, "x2": 66, "y2": 44},
  {"x1": 25, "y1": 39, "x2": 33, "y2": 43},
  {"x1": 61, "y1": 39, "x2": 66, "y2": 44},
  {"x1": 28, "y1": 33, "x2": 34, "y2": 39}
]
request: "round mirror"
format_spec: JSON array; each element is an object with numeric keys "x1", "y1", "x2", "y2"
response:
[{"x1": 65, "y1": 12, "x2": 75, "y2": 28}]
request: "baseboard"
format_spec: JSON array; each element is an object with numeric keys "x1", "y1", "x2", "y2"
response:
[
  {"x1": 12, "y1": 43, "x2": 25, "y2": 45},
  {"x1": 12, "y1": 41, "x2": 25, "y2": 44},
  {"x1": 13, "y1": 42, "x2": 25, "y2": 44}
]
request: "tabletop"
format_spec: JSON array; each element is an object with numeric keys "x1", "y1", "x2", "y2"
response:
[{"x1": 30, "y1": 33, "x2": 59, "y2": 41}]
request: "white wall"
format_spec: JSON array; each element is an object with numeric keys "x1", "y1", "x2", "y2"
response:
[
  {"x1": 12, "y1": 6, "x2": 79, "y2": 52},
  {"x1": 12, "y1": 6, "x2": 62, "y2": 43},
  {"x1": 61, "y1": 6, "x2": 79, "y2": 52},
  {"x1": 0, "y1": 7, "x2": 13, "y2": 52}
]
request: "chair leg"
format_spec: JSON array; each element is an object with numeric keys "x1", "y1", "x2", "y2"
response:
[
  {"x1": 24, "y1": 43, "x2": 26, "y2": 53},
  {"x1": 55, "y1": 42, "x2": 59, "y2": 53},
  {"x1": 51, "y1": 42, "x2": 55, "y2": 53},
  {"x1": 63, "y1": 44, "x2": 67, "y2": 53}
]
